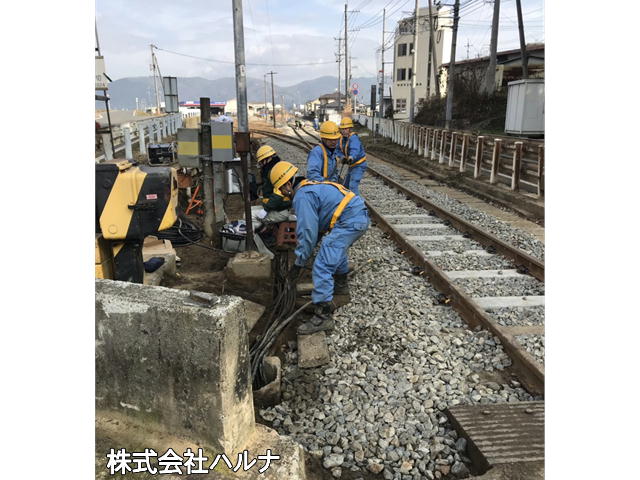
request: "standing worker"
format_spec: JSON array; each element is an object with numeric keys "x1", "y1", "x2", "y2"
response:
[
  {"x1": 250, "y1": 144, "x2": 293, "y2": 258},
  {"x1": 306, "y1": 121, "x2": 343, "y2": 183},
  {"x1": 338, "y1": 117, "x2": 367, "y2": 195},
  {"x1": 270, "y1": 161, "x2": 369, "y2": 334}
]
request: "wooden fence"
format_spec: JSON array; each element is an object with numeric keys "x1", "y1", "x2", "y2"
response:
[{"x1": 355, "y1": 115, "x2": 544, "y2": 198}]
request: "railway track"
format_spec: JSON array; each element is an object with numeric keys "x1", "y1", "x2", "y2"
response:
[{"x1": 251, "y1": 128, "x2": 544, "y2": 394}]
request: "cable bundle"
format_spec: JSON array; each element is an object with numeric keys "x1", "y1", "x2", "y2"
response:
[
  {"x1": 249, "y1": 252, "x2": 309, "y2": 389},
  {"x1": 156, "y1": 216, "x2": 204, "y2": 246}
]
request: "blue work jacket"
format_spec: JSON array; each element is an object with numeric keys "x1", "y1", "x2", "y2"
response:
[
  {"x1": 306, "y1": 144, "x2": 341, "y2": 182},
  {"x1": 292, "y1": 181, "x2": 367, "y2": 266}
]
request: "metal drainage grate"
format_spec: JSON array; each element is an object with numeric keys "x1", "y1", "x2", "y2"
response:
[{"x1": 446, "y1": 401, "x2": 544, "y2": 474}]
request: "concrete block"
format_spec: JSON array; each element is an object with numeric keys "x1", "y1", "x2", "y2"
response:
[
  {"x1": 142, "y1": 236, "x2": 177, "y2": 276},
  {"x1": 253, "y1": 356, "x2": 281, "y2": 408},
  {"x1": 96, "y1": 411, "x2": 307, "y2": 480},
  {"x1": 249, "y1": 424, "x2": 307, "y2": 480},
  {"x1": 226, "y1": 250, "x2": 271, "y2": 281},
  {"x1": 244, "y1": 300, "x2": 265, "y2": 332},
  {"x1": 298, "y1": 331, "x2": 330, "y2": 368},
  {"x1": 95, "y1": 279, "x2": 255, "y2": 455}
]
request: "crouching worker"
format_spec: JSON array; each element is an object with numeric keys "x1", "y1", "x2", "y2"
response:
[
  {"x1": 270, "y1": 161, "x2": 370, "y2": 334},
  {"x1": 338, "y1": 117, "x2": 367, "y2": 195},
  {"x1": 251, "y1": 145, "x2": 293, "y2": 258}
]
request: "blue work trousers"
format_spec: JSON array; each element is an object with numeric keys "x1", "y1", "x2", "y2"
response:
[
  {"x1": 312, "y1": 213, "x2": 369, "y2": 304},
  {"x1": 343, "y1": 164, "x2": 367, "y2": 195}
]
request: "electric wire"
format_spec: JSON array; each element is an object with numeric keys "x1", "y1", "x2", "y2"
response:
[{"x1": 155, "y1": 47, "x2": 335, "y2": 67}]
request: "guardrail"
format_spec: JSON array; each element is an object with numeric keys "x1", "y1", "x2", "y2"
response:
[
  {"x1": 354, "y1": 115, "x2": 544, "y2": 198},
  {"x1": 95, "y1": 111, "x2": 200, "y2": 163}
]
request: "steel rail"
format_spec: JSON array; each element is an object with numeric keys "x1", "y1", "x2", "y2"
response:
[
  {"x1": 366, "y1": 200, "x2": 544, "y2": 395},
  {"x1": 298, "y1": 125, "x2": 321, "y2": 142},
  {"x1": 252, "y1": 129, "x2": 312, "y2": 153},
  {"x1": 367, "y1": 164, "x2": 544, "y2": 282},
  {"x1": 291, "y1": 127, "x2": 314, "y2": 149}
]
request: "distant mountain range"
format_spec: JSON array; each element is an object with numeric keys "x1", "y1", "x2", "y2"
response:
[{"x1": 102, "y1": 75, "x2": 378, "y2": 110}]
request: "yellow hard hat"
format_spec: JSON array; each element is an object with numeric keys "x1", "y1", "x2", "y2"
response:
[
  {"x1": 339, "y1": 117, "x2": 354, "y2": 129},
  {"x1": 256, "y1": 144, "x2": 276, "y2": 164},
  {"x1": 269, "y1": 161, "x2": 299, "y2": 194},
  {"x1": 319, "y1": 121, "x2": 341, "y2": 140}
]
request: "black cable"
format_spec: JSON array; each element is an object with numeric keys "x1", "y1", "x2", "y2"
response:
[{"x1": 156, "y1": 216, "x2": 230, "y2": 253}]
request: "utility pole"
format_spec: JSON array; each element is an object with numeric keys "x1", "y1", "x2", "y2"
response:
[
  {"x1": 483, "y1": 0, "x2": 501, "y2": 93},
  {"x1": 267, "y1": 71, "x2": 277, "y2": 128},
  {"x1": 232, "y1": 0, "x2": 255, "y2": 250},
  {"x1": 445, "y1": 0, "x2": 460, "y2": 129},
  {"x1": 379, "y1": 8, "x2": 386, "y2": 125},
  {"x1": 466, "y1": 39, "x2": 471, "y2": 59},
  {"x1": 95, "y1": 20, "x2": 115, "y2": 159},
  {"x1": 200, "y1": 98, "x2": 215, "y2": 241},
  {"x1": 344, "y1": 3, "x2": 349, "y2": 111},
  {"x1": 349, "y1": 54, "x2": 354, "y2": 107},
  {"x1": 408, "y1": 0, "x2": 420, "y2": 123},
  {"x1": 150, "y1": 45, "x2": 162, "y2": 114},
  {"x1": 336, "y1": 36, "x2": 342, "y2": 111},
  {"x1": 426, "y1": 8, "x2": 433, "y2": 97},
  {"x1": 515, "y1": 0, "x2": 528, "y2": 78},
  {"x1": 427, "y1": 0, "x2": 440, "y2": 97},
  {"x1": 281, "y1": 95, "x2": 286, "y2": 122},
  {"x1": 263, "y1": 73, "x2": 268, "y2": 120}
]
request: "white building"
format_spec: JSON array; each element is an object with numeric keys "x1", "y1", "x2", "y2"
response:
[{"x1": 391, "y1": 6, "x2": 452, "y2": 120}]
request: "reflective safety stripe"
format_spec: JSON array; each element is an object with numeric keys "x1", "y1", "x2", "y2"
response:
[
  {"x1": 319, "y1": 143, "x2": 329, "y2": 178},
  {"x1": 340, "y1": 133, "x2": 365, "y2": 168},
  {"x1": 298, "y1": 179, "x2": 356, "y2": 230},
  {"x1": 350, "y1": 155, "x2": 367, "y2": 168},
  {"x1": 339, "y1": 133, "x2": 351, "y2": 156}
]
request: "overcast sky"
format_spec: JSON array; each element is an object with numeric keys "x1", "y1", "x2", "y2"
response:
[{"x1": 96, "y1": 0, "x2": 544, "y2": 86}]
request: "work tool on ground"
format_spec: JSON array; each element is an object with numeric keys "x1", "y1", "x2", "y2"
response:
[{"x1": 95, "y1": 160, "x2": 178, "y2": 283}]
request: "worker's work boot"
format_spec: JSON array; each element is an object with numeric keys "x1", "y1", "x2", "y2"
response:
[
  {"x1": 297, "y1": 302, "x2": 334, "y2": 335},
  {"x1": 333, "y1": 273, "x2": 349, "y2": 295}
]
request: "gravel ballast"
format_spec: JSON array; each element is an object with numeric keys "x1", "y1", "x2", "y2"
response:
[
  {"x1": 260, "y1": 228, "x2": 541, "y2": 480},
  {"x1": 486, "y1": 306, "x2": 545, "y2": 327},
  {"x1": 453, "y1": 277, "x2": 545, "y2": 298},
  {"x1": 515, "y1": 334, "x2": 545, "y2": 365}
]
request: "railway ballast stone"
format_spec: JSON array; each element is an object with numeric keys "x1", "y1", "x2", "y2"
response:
[{"x1": 261, "y1": 229, "x2": 540, "y2": 479}]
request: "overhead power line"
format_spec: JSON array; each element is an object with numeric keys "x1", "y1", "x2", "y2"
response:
[{"x1": 155, "y1": 47, "x2": 336, "y2": 67}]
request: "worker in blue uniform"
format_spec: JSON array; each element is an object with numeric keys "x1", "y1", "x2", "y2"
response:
[
  {"x1": 306, "y1": 121, "x2": 343, "y2": 183},
  {"x1": 270, "y1": 161, "x2": 369, "y2": 335},
  {"x1": 338, "y1": 117, "x2": 367, "y2": 195}
]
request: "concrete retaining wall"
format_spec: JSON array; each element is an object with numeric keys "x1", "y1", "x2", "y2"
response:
[{"x1": 95, "y1": 279, "x2": 255, "y2": 455}]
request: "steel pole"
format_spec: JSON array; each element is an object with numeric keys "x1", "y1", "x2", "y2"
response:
[
  {"x1": 444, "y1": 0, "x2": 460, "y2": 129},
  {"x1": 409, "y1": 0, "x2": 419, "y2": 123},
  {"x1": 344, "y1": 3, "x2": 349, "y2": 110},
  {"x1": 200, "y1": 98, "x2": 216, "y2": 240},
  {"x1": 515, "y1": 0, "x2": 528, "y2": 78},
  {"x1": 232, "y1": 0, "x2": 255, "y2": 250},
  {"x1": 484, "y1": 0, "x2": 501, "y2": 93}
]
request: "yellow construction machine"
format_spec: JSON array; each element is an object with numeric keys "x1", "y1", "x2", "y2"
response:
[{"x1": 95, "y1": 160, "x2": 178, "y2": 283}]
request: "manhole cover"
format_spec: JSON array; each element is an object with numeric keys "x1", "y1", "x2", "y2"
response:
[{"x1": 446, "y1": 401, "x2": 543, "y2": 473}]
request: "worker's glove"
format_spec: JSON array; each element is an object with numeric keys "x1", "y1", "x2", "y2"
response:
[
  {"x1": 346, "y1": 156, "x2": 355, "y2": 165},
  {"x1": 339, "y1": 156, "x2": 349, "y2": 165},
  {"x1": 289, "y1": 264, "x2": 303, "y2": 283}
]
